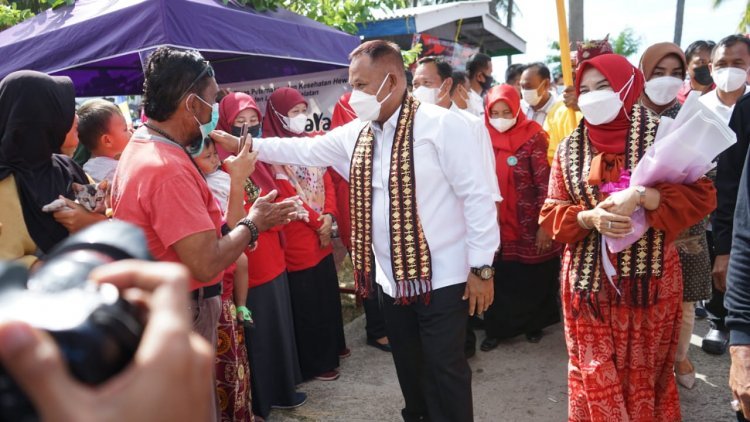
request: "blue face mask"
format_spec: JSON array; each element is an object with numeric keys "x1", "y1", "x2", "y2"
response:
[{"x1": 188, "y1": 95, "x2": 219, "y2": 157}]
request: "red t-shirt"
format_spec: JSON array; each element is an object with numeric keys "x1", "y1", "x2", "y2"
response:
[
  {"x1": 243, "y1": 188, "x2": 287, "y2": 288},
  {"x1": 112, "y1": 131, "x2": 224, "y2": 291}
]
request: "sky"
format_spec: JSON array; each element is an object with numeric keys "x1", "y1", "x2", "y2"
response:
[{"x1": 492, "y1": 0, "x2": 748, "y2": 80}]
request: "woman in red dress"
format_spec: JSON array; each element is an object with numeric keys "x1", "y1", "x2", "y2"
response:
[{"x1": 539, "y1": 54, "x2": 716, "y2": 421}]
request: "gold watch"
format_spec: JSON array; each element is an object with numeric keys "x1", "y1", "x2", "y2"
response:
[{"x1": 471, "y1": 265, "x2": 495, "y2": 280}]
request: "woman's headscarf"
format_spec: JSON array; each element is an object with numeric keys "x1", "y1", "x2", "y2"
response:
[
  {"x1": 331, "y1": 92, "x2": 357, "y2": 129},
  {"x1": 639, "y1": 42, "x2": 687, "y2": 81},
  {"x1": 575, "y1": 54, "x2": 645, "y2": 154},
  {"x1": 484, "y1": 84, "x2": 545, "y2": 242},
  {"x1": 216, "y1": 92, "x2": 277, "y2": 197},
  {"x1": 262, "y1": 88, "x2": 327, "y2": 213},
  {"x1": 0, "y1": 70, "x2": 88, "y2": 253}
]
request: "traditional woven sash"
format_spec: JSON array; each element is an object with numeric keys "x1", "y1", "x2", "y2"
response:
[
  {"x1": 349, "y1": 94, "x2": 433, "y2": 304},
  {"x1": 559, "y1": 104, "x2": 664, "y2": 316}
]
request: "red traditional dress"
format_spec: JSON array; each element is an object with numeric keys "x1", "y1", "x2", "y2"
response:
[{"x1": 539, "y1": 54, "x2": 716, "y2": 422}]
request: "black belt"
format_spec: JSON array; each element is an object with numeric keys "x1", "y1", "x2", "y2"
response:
[{"x1": 190, "y1": 282, "x2": 222, "y2": 300}]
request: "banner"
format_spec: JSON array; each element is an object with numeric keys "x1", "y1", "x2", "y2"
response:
[
  {"x1": 222, "y1": 68, "x2": 351, "y2": 133},
  {"x1": 412, "y1": 34, "x2": 480, "y2": 71}
]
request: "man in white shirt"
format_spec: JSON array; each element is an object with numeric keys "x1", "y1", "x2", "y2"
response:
[
  {"x1": 519, "y1": 62, "x2": 556, "y2": 126},
  {"x1": 413, "y1": 56, "x2": 503, "y2": 359},
  {"x1": 466, "y1": 53, "x2": 494, "y2": 117},
  {"x1": 699, "y1": 34, "x2": 750, "y2": 357},
  {"x1": 252, "y1": 40, "x2": 499, "y2": 422}
]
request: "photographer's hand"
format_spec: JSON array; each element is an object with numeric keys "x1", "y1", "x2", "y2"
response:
[{"x1": 0, "y1": 261, "x2": 213, "y2": 422}]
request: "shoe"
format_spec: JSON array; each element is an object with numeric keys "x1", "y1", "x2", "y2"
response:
[
  {"x1": 314, "y1": 370, "x2": 340, "y2": 381},
  {"x1": 480, "y1": 337, "x2": 500, "y2": 352},
  {"x1": 525, "y1": 330, "x2": 543, "y2": 343},
  {"x1": 271, "y1": 392, "x2": 308, "y2": 410},
  {"x1": 675, "y1": 359, "x2": 696, "y2": 389},
  {"x1": 702, "y1": 328, "x2": 729, "y2": 355},
  {"x1": 367, "y1": 338, "x2": 392, "y2": 352},
  {"x1": 339, "y1": 347, "x2": 351, "y2": 359},
  {"x1": 695, "y1": 304, "x2": 708, "y2": 320}
]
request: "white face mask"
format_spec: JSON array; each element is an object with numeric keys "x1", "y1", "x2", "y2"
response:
[
  {"x1": 489, "y1": 116, "x2": 517, "y2": 133},
  {"x1": 521, "y1": 87, "x2": 543, "y2": 107},
  {"x1": 644, "y1": 76, "x2": 683, "y2": 106},
  {"x1": 412, "y1": 85, "x2": 439, "y2": 104},
  {"x1": 713, "y1": 67, "x2": 748, "y2": 93},
  {"x1": 349, "y1": 73, "x2": 392, "y2": 122},
  {"x1": 578, "y1": 74, "x2": 635, "y2": 126},
  {"x1": 285, "y1": 114, "x2": 308, "y2": 134}
]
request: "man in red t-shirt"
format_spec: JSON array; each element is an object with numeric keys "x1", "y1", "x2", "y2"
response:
[{"x1": 112, "y1": 47, "x2": 296, "y2": 422}]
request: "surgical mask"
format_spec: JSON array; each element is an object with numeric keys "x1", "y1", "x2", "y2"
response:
[
  {"x1": 480, "y1": 73, "x2": 494, "y2": 91},
  {"x1": 349, "y1": 73, "x2": 392, "y2": 122},
  {"x1": 693, "y1": 65, "x2": 714, "y2": 86},
  {"x1": 644, "y1": 76, "x2": 683, "y2": 105},
  {"x1": 413, "y1": 80, "x2": 448, "y2": 105},
  {"x1": 187, "y1": 95, "x2": 219, "y2": 157},
  {"x1": 521, "y1": 87, "x2": 543, "y2": 107},
  {"x1": 578, "y1": 73, "x2": 635, "y2": 126},
  {"x1": 489, "y1": 116, "x2": 517, "y2": 133},
  {"x1": 285, "y1": 114, "x2": 308, "y2": 134},
  {"x1": 713, "y1": 67, "x2": 748, "y2": 92},
  {"x1": 232, "y1": 124, "x2": 262, "y2": 139}
]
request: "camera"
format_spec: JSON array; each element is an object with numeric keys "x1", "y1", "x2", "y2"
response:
[{"x1": 0, "y1": 221, "x2": 152, "y2": 422}]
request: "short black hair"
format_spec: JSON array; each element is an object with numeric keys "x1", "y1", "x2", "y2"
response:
[
  {"x1": 713, "y1": 35, "x2": 750, "y2": 60},
  {"x1": 77, "y1": 99, "x2": 122, "y2": 151},
  {"x1": 349, "y1": 40, "x2": 403, "y2": 68},
  {"x1": 466, "y1": 53, "x2": 492, "y2": 78},
  {"x1": 417, "y1": 56, "x2": 453, "y2": 81},
  {"x1": 684, "y1": 40, "x2": 716, "y2": 63},
  {"x1": 505, "y1": 63, "x2": 526, "y2": 84},
  {"x1": 451, "y1": 71, "x2": 468, "y2": 95},
  {"x1": 523, "y1": 62, "x2": 551, "y2": 81},
  {"x1": 142, "y1": 47, "x2": 214, "y2": 122}
]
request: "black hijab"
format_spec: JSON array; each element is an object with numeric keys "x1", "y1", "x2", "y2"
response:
[{"x1": 0, "y1": 70, "x2": 89, "y2": 254}]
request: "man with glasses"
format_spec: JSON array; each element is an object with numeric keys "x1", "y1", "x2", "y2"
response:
[{"x1": 111, "y1": 47, "x2": 297, "y2": 421}]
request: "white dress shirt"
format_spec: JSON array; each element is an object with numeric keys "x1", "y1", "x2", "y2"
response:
[
  {"x1": 699, "y1": 86, "x2": 750, "y2": 123},
  {"x1": 255, "y1": 102, "x2": 500, "y2": 298},
  {"x1": 521, "y1": 93, "x2": 556, "y2": 126},
  {"x1": 450, "y1": 102, "x2": 502, "y2": 202}
]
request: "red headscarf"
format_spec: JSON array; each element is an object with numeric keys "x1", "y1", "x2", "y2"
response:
[
  {"x1": 485, "y1": 84, "x2": 545, "y2": 242},
  {"x1": 331, "y1": 92, "x2": 357, "y2": 129},
  {"x1": 216, "y1": 92, "x2": 277, "y2": 196},
  {"x1": 262, "y1": 87, "x2": 308, "y2": 138},
  {"x1": 575, "y1": 54, "x2": 645, "y2": 154}
]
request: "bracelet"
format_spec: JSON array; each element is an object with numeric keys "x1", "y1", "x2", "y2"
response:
[
  {"x1": 237, "y1": 218, "x2": 260, "y2": 245},
  {"x1": 577, "y1": 212, "x2": 592, "y2": 230}
]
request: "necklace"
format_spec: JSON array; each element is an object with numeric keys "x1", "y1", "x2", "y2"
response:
[{"x1": 143, "y1": 122, "x2": 205, "y2": 179}]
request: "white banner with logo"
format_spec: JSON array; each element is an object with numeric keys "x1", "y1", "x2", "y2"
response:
[{"x1": 222, "y1": 68, "x2": 351, "y2": 133}]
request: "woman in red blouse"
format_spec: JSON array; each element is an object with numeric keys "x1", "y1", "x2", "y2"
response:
[
  {"x1": 539, "y1": 54, "x2": 716, "y2": 421},
  {"x1": 262, "y1": 88, "x2": 347, "y2": 382},
  {"x1": 480, "y1": 84, "x2": 561, "y2": 351},
  {"x1": 217, "y1": 93, "x2": 307, "y2": 419}
]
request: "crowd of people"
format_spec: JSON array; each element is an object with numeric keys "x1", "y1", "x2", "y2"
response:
[{"x1": 1, "y1": 29, "x2": 750, "y2": 422}]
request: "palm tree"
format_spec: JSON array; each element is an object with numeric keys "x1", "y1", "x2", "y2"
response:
[
  {"x1": 713, "y1": 0, "x2": 750, "y2": 32},
  {"x1": 674, "y1": 0, "x2": 684, "y2": 44},
  {"x1": 568, "y1": 0, "x2": 584, "y2": 46}
]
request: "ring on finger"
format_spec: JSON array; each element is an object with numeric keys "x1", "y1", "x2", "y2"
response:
[{"x1": 607, "y1": 221, "x2": 613, "y2": 229}]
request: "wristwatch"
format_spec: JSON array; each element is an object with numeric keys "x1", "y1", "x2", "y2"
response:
[
  {"x1": 237, "y1": 217, "x2": 259, "y2": 246},
  {"x1": 635, "y1": 185, "x2": 647, "y2": 206},
  {"x1": 471, "y1": 265, "x2": 495, "y2": 280}
]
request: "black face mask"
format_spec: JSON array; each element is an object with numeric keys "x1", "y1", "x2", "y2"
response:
[
  {"x1": 693, "y1": 65, "x2": 714, "y2": 86},
  {"x1": 480, "y1": 74, "x2": 494, "y2": 91},
  {"x1": 232, "y1": 124, "x2": 261, "y2": 138}
]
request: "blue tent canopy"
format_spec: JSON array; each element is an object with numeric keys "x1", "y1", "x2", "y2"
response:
[{"x1": 0, "y1": 0, "x2": 360, "y2": 96}]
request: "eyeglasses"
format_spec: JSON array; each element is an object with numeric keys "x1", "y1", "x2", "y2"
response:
[{"x1": 180, "y1": 61, "x2": 215, "y2": 99}]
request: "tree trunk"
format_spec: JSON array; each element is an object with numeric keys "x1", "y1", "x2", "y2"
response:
[
  {"x1": 506, "y1": 0, "x2": 513, "y2": 27},
  {"x1": 674, "y1": 0, "x2": 685, "y2": 45},
  {"x1": 568, "y1": 0, "x2": 584, "y2": 47}
]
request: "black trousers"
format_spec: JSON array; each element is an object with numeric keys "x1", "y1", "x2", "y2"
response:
[
  {"x1": 705, "y1": 231, "x2": 728, "y2": 331},
  {"x1": 364, "y1": 293, "x2": 387, "y2": 340},
  {"x1": 381, "y1": 283, "x2": 473, "y2": 422}
]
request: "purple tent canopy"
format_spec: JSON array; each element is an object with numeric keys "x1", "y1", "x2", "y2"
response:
[{"x1": 0, "y1": 0, "x2": 360, "y2": 96}]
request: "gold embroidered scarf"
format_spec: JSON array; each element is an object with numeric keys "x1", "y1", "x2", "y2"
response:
[
  {"x1": 349, "y1": 94, "x2": 433, "y2": 304},
  {"x1": 559, "y1": 104, "x2": 665, "y2": 316}
]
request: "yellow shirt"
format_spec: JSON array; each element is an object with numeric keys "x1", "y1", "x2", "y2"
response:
[
  {"x1": 543, "y1": 100, "x2": 583, "y2": 165},
  {"x1": 0, "y1": 175, "x2": 40, "y2": 268}
]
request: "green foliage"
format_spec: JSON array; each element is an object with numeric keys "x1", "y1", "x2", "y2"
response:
[
  {"x1": 0, "y1": 0, "x2": 74, "y2": 31},
  {"x1": 713, "y1": 0, "x2": 750, "y2": 32},
  {"x1": 611, "y1": 28, "x2": 641, "y2": 58},
  {"x1": 0, "y1": 3, "x2": 33, "y2": 31},
  {"x1": 401, "y1": 43, "x2": 422, "y2": 68},
  {"x1": 546, "y1": 41, "x2": 561, "y2": 76},
  {"x1": 225, "y1": 0, "x2": 408, "y2": 34}
]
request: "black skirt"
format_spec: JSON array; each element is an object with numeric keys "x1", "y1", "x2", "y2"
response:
[
  {"x1": 245, "y1": 271, "x2": 303, "y2": 418},
  {"x1": 287, "y1": 253, "x2": 346, "y2": 380},
  {"x1": 484, "y1": 257, "x2": 561, "y2": 339}
]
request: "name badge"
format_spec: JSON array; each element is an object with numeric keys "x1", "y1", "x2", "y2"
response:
[{"x1": 507, "y1": 156, "x2": 518, "y2": 167}]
